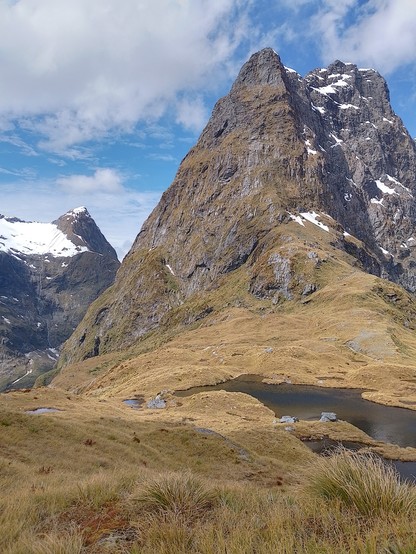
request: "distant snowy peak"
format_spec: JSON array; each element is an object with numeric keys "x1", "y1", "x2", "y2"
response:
[
  {"x1": 54, "y1": 206, "x2": 119, "y2": 260},
  {"x1": 0, "y1": 210, "x2": 89, "y2": 258},
  {"x1": 64, "y1": 206, "x2": 91, "y2": 219}
]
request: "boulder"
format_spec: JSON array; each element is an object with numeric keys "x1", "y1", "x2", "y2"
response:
[
  {"x1": 146, "y1": 394, "x2": 166, "y2": 409},
  {"x1": 279, "y1": 415, "x2": 299, "y2": 424},
  {"x1": 320, "y1": 412, "x2": 337, "y2": 422}
]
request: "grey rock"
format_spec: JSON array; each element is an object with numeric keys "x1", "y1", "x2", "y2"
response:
[
  {"x1": 320, "y1": 412, "x2": 337, "y2": 422},
  {"x1": 279, "y1": 415, "x2": 299, "y2": 424},
  {"x1": 195, "y1": 427, "x2": 250, "y2": 460},
  {"x1": 302, "y1": 283, "x2": 317, "y2": 296},
  {"x1": 147, "y1": 394, "x2": 167, "y2": 409}
]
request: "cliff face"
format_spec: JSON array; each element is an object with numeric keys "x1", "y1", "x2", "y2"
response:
[
  {"x1": 0, "y1": 208, "x2": 119, "y2": 389},
  {"x1": 59, "y1": 49, "x2": 416, "y2": 366}
]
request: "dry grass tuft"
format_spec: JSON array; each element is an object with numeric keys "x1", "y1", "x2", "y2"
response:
[
  {"x1": 135, "y1": 471, "x2": 217, "y2": 522},
  {"x1": 306, "y1": 448, "x2": 416, "y2": 516},
  {"x1": 8, "y1": 529, "x2": 84, "y2": 554}
]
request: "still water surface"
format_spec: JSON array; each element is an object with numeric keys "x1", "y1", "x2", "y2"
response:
[{"x1": 177, "y1": 375, "x2": 416, "y2": 448}]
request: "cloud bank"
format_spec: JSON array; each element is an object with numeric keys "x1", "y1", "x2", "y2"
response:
[
  {"x1": 57, "y1": 168, "x2": 123, "y2": 193},
  {"x1": 0, "y1": 0, "x2": 251, "y2": 154},
  {"x1": 314, "y1": 0, "x2": 416, "y2": 74}
]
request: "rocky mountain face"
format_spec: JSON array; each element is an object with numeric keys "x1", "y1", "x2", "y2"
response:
[
  {"x1": 0, "y1": 207, "x2": 120, "y2": 389},
  {"x1": 59, "y1": 48, "x2": 416, "y2": 367}
]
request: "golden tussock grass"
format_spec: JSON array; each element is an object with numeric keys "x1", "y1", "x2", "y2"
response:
[
  {"x1": 306, "y1": 448, "x2": 416, "y2": 517},
  {"x1": 1, "y1": 411, "x2": 416, "y2": 554}
]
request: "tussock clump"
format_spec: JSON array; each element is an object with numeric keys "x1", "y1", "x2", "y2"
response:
[
  {"x1": 17, "y1": 530, "x2": 83, "y2": 554},
  {"x1": 307, "y1": 448, "x2": 416, "y2": 516},
  {"x1": 135, "y1": 471, "x2": 217, "y2": 522}
]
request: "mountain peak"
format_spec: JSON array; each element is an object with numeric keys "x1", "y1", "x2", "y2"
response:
[
  {"x1": 232, "y1": 47, "x2": 287, "y2": 90},
  {"x1": 0, "y1": 208, "x2": 117, "y2": 260},
  {"x1": 327, "y1": 59, "x2": 355, "y2": 73},
  {"x1": 65, "y1": 206, "x2": 90, "y2": 218},
  {"x1": 59, "y1": 48, "x2": 416, "y2": 365},
  {"x1": 54, "y1": 208, "x2": 118, "y2": 260},
  {"x1": 0, "y1": 213, "x2": 89, "y2": 258},
  {"x1": 0, "y1": 207, "x2": 120, "y2": 389}
]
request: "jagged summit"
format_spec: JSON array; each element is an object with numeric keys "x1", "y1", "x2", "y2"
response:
[
  {"x1": 67, "y1": 206, "x2": 89, "y2": 216},
  {"x1": 54, "y1": 207, "x2": 118, "y2": 260},
  {"x1": 231, "y1": 48, "x2": 287, "y2": 89},
  {"x1": 59, "y1": 48, "x2": 416, "y2": 366}
]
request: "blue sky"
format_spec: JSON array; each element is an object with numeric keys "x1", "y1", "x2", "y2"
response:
[{"x1": 1, "y1": 0, "x2": 415, "y2": 258}]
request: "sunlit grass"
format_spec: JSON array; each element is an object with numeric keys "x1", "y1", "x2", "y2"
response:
[
  {"x1": 135, "y1": 471, "x2": 217, "y2": 522},
  {"x1": 2, "y1": 462, "x2": 416, "y2": 553},
  {"x1": 2, "y1": 393, "x2": 416, "y2": 552},
  {"x1": 307, "y1": 448, "x2": 416, "y2": 516}
]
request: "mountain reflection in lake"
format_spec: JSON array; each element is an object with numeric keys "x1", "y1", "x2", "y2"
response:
[{"x1": 176, "y1": 375, "x2": 416, "y2": 448}]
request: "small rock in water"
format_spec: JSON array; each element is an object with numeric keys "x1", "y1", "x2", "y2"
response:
[
  {"x1": 279, "y1": 415, "x2": 299, "y2": 424},
  {"x1": 147, "y1": 394, "x2": 166, "y2": 409},
  {"x1": 320, "y1": 412, "x2": 337, "y2": 422}
]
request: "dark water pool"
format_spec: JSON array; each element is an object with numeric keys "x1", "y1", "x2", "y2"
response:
[{"x1": 176, "y1": 375, "x2": 416, "y2": 448}]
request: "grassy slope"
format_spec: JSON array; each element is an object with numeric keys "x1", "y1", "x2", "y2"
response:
[
  {"x1": 2, "y1": 388, "x2": 416, "y2": 553},
  {"x1": 55, "y1": 221, "x2": 416, "y2": 411}
]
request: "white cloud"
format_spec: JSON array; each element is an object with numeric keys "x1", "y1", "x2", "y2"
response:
[
  {"x1": 56, "y1": 168, "x2": 123, "y2": 193},
  {"x1": 314, "y1": 0, "x2": 416, "y2": 74},
  {"x1": 0, "y1": 0, "x2": 253, "y2": 154},
  {"x1": 175, "y1": 95, "x2": 209, "y2": 133}
]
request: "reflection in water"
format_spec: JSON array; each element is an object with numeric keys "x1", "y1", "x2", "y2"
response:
[{"x1": 176, "y1": 375, "x2": 416, "y2": 448}]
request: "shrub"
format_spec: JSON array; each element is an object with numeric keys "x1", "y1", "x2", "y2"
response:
[{"x1": 307, "y1": 448, "x2": 416, "y2": 517}]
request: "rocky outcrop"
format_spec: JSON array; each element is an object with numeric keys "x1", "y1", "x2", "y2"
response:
[
  {"x1": 59, "y1": 48, "x2": 416, "y2": 366},
  {"x1": 0, "y1": 208, "x2": 119, "y2": 389}
]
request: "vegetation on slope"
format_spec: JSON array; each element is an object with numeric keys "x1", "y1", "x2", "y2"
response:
[
  {"x1": 2, "y1": 387, "x2": 416, "y2": 553},
  {"x1": 2, "y1": 435, "x2": 416, "y2": 552}
]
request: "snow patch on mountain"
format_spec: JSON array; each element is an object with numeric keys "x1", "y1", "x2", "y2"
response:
[
  {"x1": 300, "y1": 212, "x2": 330, "y2": 232},
  {"x1": 65, "y1": 206, "x2": 90, "y2": 219},
  {"x1": 289, "y1": 213, "x2": 305, "y2": 226},
  {"x1": 289, "y1": 212, "x2": 330, "y2": 232},
  {"x1": 0, "y1": 215, "x2": 88, "y2": 257},
  {"x1": 375, "y1": 180, "x2": 396, "y2": 195}
]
